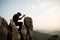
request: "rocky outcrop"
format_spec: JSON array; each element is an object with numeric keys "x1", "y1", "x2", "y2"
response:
[
  {"x1": 19, "y1": 17, "x2": 33, "y2": 40},
  {"x1": 21, "y1": 25, "x2": 27, "y2": 40},
  {"x1": 24, "y1": 17, "x2": 33, "y2": 40},
  {"x1": 0, "y1": 16, "x2": 8, "y2": 40},
  {"x1": 0, "y1": 16, "x2": 20, "y2": 40},
  {"x1": 10, "y1": 20, "x2": 20, "y2": 40},
  {"x1": 0, "y1": 16, "x2": 33, "y2": 40}
]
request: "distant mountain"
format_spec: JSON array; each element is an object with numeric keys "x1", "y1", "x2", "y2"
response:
[
  {"x1": 34, "y1": 31, "x2": 51, "y2": 40},
  {"x1": 33, "y1": 30, "x2": 60, "y2": 40},
  {"x1": 35, "y1": 30, "x2": 60, "y2": 36},
  {"x1": 49, "y1": 31, "x2": 60, "y2": 36}
]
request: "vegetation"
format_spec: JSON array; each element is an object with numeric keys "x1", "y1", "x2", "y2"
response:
[
  {"x1": 34, "y1": 31, "x2": 60, "y2": 40},
  {"x1": 34, "y1": 31, "x2": 51, "y2": 40}
]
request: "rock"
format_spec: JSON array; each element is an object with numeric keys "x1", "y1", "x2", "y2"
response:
[
  {"x1": 0, "y1": 16, "x2": 34, "y2": 40},
  {"x1": 21, "y1": 25, "x2": 27, "y2": 40},
  {"x1": 7, "y1": 16, "x2": 34, "y2": 40},
  {"x1": 0, "y1": 16, "x2": 8, "y2": 40},
  {"x1": 10, "y1": 19, "x2": 20, "y2": 40},
  {"x1": 24, "y1": 17, "x2": 33, "y2": 40}
]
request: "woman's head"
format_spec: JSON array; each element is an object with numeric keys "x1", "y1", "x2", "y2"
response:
[{"x1": 17, "y1": 12, "x2": 21, "y2": 16}]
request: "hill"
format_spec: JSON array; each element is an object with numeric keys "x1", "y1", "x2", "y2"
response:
[{"x1": 34, "y1": 31, "x2": 51, "y2": 40}]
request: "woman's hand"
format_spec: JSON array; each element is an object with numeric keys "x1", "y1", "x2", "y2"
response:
[{"x1": 23, "y1": 14, "x2": 25, "y2": 17}]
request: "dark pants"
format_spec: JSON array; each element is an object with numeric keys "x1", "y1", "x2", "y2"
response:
[
  {"x1": 15, "y1": 22, "x2": 22, "y2": 26},
  {"x1": 15, "y1": 22, "x2": 22, "y2": 31},
  {"x1": 15, "y1": 22, "x2": 24, "y2": 40}
]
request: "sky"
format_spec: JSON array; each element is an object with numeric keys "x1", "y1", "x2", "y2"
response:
[{"x1": 0, "y1": 0, "x2": 60, "y2": 32}]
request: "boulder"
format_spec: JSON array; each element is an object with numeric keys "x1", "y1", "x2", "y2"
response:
[
  {"x1": 0, "y1": 16, "x2": 34, "y2": 40},
  {"x1": 10, "y1": 20, "x2": 20, "y2": 40},
  {"x1": 24, "y1": 17, "x2": 33, "y2": 40},
  {"x1": 21, "y1": 25, "x2": 27, "y2": 40},
  {"x1": 0, "y1": 16, "x2": 8, "y2": 40}
]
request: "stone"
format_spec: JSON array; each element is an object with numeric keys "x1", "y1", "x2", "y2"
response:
[
  {"x1": 0, "y1": 16, "x2": 8, "y2": 40},
  {"x1": 24, "y1": 17, "x2": 33, "y2": 40},
  {"x1": 21, "y1": 25, "x2": 27, "y2": 40},
  {"x1": 10, "y1": 19, "x2": 20, "y2": 40},
  {"x1": 0, "y1": 16, "x2": 34, "y2": 40}
]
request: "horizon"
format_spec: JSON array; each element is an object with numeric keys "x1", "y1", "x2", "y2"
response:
[{"x1": 0, "y1": 0, "x2": 60, "y2": 32}]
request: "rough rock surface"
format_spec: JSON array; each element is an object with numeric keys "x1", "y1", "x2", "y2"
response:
[
  {"x1": 24, "y1": 17, "x2": 33, "y2": 40},
  {"x1": 10, "y1": 20, "x2": 20, "y2": 40},
  {"x1": 21, "y1": 25, "x2": 27, "y2": 40},
  {"x1": 0, "y1": 16, "x2": 33, "y2": 40},
  {"x1": 0, "y1": 16, "x2": 20, "y2": 40},
  {"x1": 0, "y1": 16, "x2": 8, "y2": 40}
]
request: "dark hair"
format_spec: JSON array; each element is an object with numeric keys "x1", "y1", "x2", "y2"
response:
[{"x1": 17, "y1": 12, "x2": 21, "y2": 16}]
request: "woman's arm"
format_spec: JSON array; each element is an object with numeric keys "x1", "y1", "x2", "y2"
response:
[{"x1": 19, "y1": 15, "x2": 25, "y2": 20}]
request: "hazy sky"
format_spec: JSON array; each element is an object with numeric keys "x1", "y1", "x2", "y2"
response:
[{"x1": 0, "y1": 0, "x2": 60, "y2": 31}]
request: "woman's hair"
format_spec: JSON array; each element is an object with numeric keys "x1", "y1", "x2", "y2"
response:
[{"x1": 17, "y1": 12, "x2": 21, "y2": 16}]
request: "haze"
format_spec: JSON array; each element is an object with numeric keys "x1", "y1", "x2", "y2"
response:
[{"x1": 0, "y1": 0, "x2": 60, "y2": 32}]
